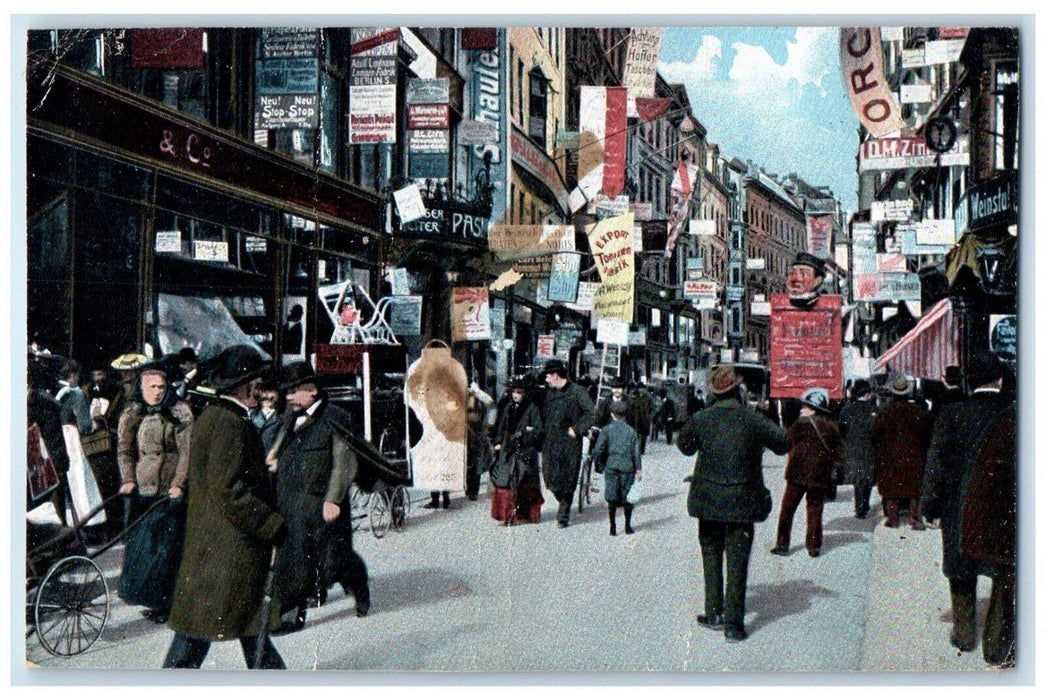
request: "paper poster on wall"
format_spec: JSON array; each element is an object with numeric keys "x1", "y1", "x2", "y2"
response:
[
  {"x1": 450, "y1": 287, "x2": 491, "y2": 342},
  {"x1": 387, "y1": 296, "x2": 423, "y2": 337},
  {"x1": 769, "y1": 293, "x2": 843, "y2": 400},
  {"x1": 406, "y1": 342, "x2": 466, "y2": 492}
]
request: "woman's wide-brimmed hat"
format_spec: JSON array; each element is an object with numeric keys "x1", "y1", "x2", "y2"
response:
[{"x1": 111, "y1": 353, "x2": 148, "y2": 371}]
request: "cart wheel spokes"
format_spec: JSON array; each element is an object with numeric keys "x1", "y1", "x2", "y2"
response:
[
  {"x1": 35, "y1": 555, "x2": 109, "y2": 657},
  {"x1": 369, "y1": 491, "x2": 392, "y2": 539},
  {"x1": 349, "y1": 484, "x2": 367, "y2": 533},
  {"x1": 391, "y1": 486, "x2": 410, "y2": 531},
  {"x1": 577, "y1": 459, "x2": 592, "y2": 513}
]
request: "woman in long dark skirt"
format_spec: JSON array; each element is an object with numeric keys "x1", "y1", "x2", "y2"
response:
[{"x1": 490, "y1": 378, "x2": 543, "y2": 525}]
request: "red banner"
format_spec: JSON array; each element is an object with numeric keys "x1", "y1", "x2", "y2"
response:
[
  {"x1": 769, "y1": 294, "x2": 843, "y2": 400},
  {"x1": 602, "y1": 87, "x2": 628, "y2": 199},
  {"x1": 130, "y1": 28, "x2": 204, "y2": 68},
  {"x1": 636, "y1": 97, "x2": 671, "y2": 123}
]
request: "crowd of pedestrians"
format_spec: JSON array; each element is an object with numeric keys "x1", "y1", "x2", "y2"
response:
[{"x1": 26, "y1": 340, "x2": 1017, "y2": 670}]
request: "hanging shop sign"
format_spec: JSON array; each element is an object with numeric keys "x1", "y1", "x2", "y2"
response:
[
  {"x1": 547, "y1": 251, "x2": 582, "y2": 304},
  {"x1": 470, "y1": 32, "x2": 509, "y2": 224},
  {"x1": 750, "y1": 301, "x2": 771, "y2": 316},
  {"x1": 130, "y1": 28, "x2": 204, "y2": 68},
  {"x1": 587, "y1": 212, "x2": 636, "y2": 323},
  {"x1": 852, "y1": 223, "x2": 878, "y2": 274},
  {"x1": 623, "y1": 27, "x2": 664, "y2": 98},
  {"x1": 689, "y1": 219, "x2": 716, "y2": 236},
  {"x1": 989, "y1": 314, "x2": 1017, "y2": 363},
  {"x1": 451, "y1": 287, "x2": 492, "y2": 342},
  {"x1": 566, "y1": 281, "x2": 598, "y2": 313},
  {"x1": 686, "y1": 256, "x2": 704, "y2": 280},
  {"x1": 459, "y1": 120, "x2": 498, "y2": 146},
  {"x1": 406, "y1": 78, "x2": 449, "y2": 105},
  {"x1": 684, "y1": 279, "x2": 717, "y2": 301},
  {"x1": 594, "y1": 195, "x2": 631, "y2": 219},
  {"x1": 871, "y1": 199, "x2": 914, "y2": 222},
  {"x1": 255, "y1": 93, "x2": 319, "y2": 129},
  {"x1": 488, "y1": 224, "x2": 573, "y2": 276},
  {"x1": 407, "y1": 104, "x2": 450, "y2": 130},
  {"x1": 312, "y1": 343, "x2": 407, "y2": 374},
  {"x1": 854, "y1": 272, "x2": 921, "y2": 302},
  {"x1": 596, "y1": 318, "x2": 630, "y2": 347},
  {"x1": 245, "y1": 236, "x2": 267, "y2": 253},
  {"x1": 805, "y1": 213, "x2": 833, "y2": 260},
  {"x1": 259, "y1": 28, "x2": 319, "y2": 59},
  {"x1": 914, "y1": 219, "x2": 956, "y2": 246},
  {"x1": 349, "y1": 27, "x2": 398, "y2": 144},
  {"x1": 924, "y1": 39, "x2": 966, "y2": 66},
  {"x1": 408, "y1": 130, "x2": 450, "y2": 179},
  {"x1": 839, "y1": 28, "x2": 906, "y2": 138},
  {"x1": 858, "y1": 135, "x2": 969, "y2": 171},
  {"x1": 725, "y1": 285, "x2": 745, "y2": 302},
  {"x1": 953, "y1": 173, "x2": 1018, "y2": 235},
  {"x1": 900, "y1": 227, "x2": 949, "y2": 256},
  {"x1": 769, "y1": 293, "x2": 843, "y2": 400},
  {"x1": 902, "y1": 47, "x2": 927, "y2": 69},
  {"x1": 393, "y1": 184, "x2": 427, "y2": 224}
]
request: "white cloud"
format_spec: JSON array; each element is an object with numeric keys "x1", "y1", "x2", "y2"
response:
[
  {"x1": 729, "y1": 27, "x2": 835, "y2": 104},
  {"x1": 659, "y1": 35, "x2": 722, "y2": 83}
]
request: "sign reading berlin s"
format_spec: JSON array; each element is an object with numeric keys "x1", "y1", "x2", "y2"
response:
[{"x1": 840, "y1": 28, "x2": 905, "y2": 138}]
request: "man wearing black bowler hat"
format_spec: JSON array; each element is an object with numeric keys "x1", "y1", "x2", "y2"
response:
[
  {"x1": 267, "y1": 361, "x2": 370, "y2": 634},
  {"x1": 786, "y1": 252, "x2": 827, "y2": 308}
]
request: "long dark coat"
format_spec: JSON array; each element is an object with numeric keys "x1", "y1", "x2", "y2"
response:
[
  {"x1": 785, "y1": 415, "x2": 842, "y2": 489},
  {"x1": 271, "y1": 401, "x2": 362, "y2": 610},
  {"x1": 677, "y1": 397, "x2": 789, "y2": 522},
  {"x1": 871, "y1": 399, "x2": 932, "y2": 499},
  {"x1": 961, "y1": 405, "x2": 1016, "y2": 567},
  {"x1": 837, "y1": 398, "x2": 877, "y2": 485},
  {"x1": 168, "y1": 398, "x2": 285, "y2": 640},
  {"x1": 922, "y1": 390, "x2": 1011, "y2": 579},
  {"x1": 541, "y1": 381, "x2": 594, "y2": 493},
  {"x1": 490, "y1": 399, "x2": 542, "y2": 489}
]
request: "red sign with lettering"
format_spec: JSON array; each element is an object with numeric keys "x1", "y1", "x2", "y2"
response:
[
  {"x1": 769, "y1": 294, "x2": 843, "y2": 400},
  {"x1": 312, "y1": 344, "x2": 407, "y2": 374}
]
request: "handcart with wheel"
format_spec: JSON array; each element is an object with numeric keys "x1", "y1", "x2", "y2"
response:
[{"x1": 25, "y1": 491, "x2": 172, "y2": 657}]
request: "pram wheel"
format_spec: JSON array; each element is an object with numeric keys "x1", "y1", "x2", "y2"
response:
[
  {"x1": 34, "y1": 555, "x2": 109, "y2": 656},
  {"x1": 369, "y1": 491, "x2": 392, "y2": 539},
  {"x1": 391, "y1": 485, "x2": 410, "y2": 531}
]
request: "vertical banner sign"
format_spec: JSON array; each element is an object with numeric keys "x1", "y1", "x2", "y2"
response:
[
  {"x1": 350, "y1": 27, "x2": 398, "y2": 143},
  {"x1": 406, "y1": 344, "x2": 467, "y2": 491},
  {"x1": 602, "y1": 87, "x2": 628, "y2": 199},
  {"x1": 587, "y1": 212, "x2": 636, "y2": 322},
  {"x1": 579, "y1": 86, "x2": 628, "y2": 200},
  {"x1": 623, "y1": 27, "x2": 664, "y2": 98},
  {"x1": 469, "y1": 29, "x2": 509, "y2": 226},
  {"x1": 769, "y1": 293, "x2": 843, "y2": 400},
  {"x1": 806, "y1": 213, "x2": 833, "y2": 259},
  {"x1": 665, "y1": 159, "x2": 697, "y2": 258},
  {"x1": 451, "y1": 287, "x2": 492, "y2": 342},
  {"x1": 547, "y1": 252, "x2": 582, "y2": 303},
  {"x1": 840, "y1": 28, "x2": 906, "y2": 138}
]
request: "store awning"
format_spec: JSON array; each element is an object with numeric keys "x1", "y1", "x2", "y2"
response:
[{"x1": 872, "y1": 298, "x2": 961, "y2": 379}]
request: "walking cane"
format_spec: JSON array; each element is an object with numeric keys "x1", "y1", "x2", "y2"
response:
[{"x1": 253, "y1": 546, "x2": 279, "y2": 669}]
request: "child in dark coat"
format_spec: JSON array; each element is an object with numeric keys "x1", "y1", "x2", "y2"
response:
[{"x1": 591, "y1": 401, "x2": 643, "y2": 536}]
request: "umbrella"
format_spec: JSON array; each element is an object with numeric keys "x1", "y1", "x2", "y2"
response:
[{"x1": 253, "y1": 546, "x2": 279, "y2": 669}]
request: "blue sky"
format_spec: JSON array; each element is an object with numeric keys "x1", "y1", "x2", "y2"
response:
[{"x1": 659, "y1": 27, "x2": 859, "y2": 211}]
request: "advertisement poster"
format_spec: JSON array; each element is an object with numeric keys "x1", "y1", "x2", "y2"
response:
[
  {"x1": 487, "y1": 224, "x2": 574, "y2": 277},
  {"x1": 387, "y1": 296, "x2": 423, "y2": 337},
  {"x1": 349, "y1": 27, "x2": 398, "y2": 143},
  {"x1": 547, "y1": 251, "x2": 581, "y2": 303},
  {"x1": 586, "y1": 212, "x2": 635, "y2": 323},
  {"x1": 450, "y1": 287, "x2": 492, "y2": 342},
  {"x1": 769, "y1": 293, "x2": 843, "y2": 399},
  {"x1": 806, "y1": 213, "x2": 833, "y2": 259},
  {"x1": 623, "y1": 27, "x2": 664, "y2": 98},
  {"x1": 406, "y1": 343, "x2": 466, "y2": 491}
]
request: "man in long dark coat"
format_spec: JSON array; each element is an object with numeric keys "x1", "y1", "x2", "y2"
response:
[
  {"x1": 678, "y1": 365, "x2": 789, "y2": 643},
  {"x1": 837, "y1": 379, "x2": 878, "y2": 519},
  {"x1": 164, "y1": 345, "x2": 286, "y2": 669},
  {"x1": 921, "y1": 351, "x2": 1011, "y2": 654},
  {"x1": 268, "y1": 361, "x2": 370, "y2": 634},
  {"x1": 540, "y1": 359, "x2": 594, "y2": 528},
  {"x1": 871, "y1": 374, "x2": 932, "y2": 528}
]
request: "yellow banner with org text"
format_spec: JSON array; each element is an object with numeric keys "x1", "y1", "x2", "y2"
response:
[{"x1": 586, "y1": 212, "x2": 635, "y2": 323}]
